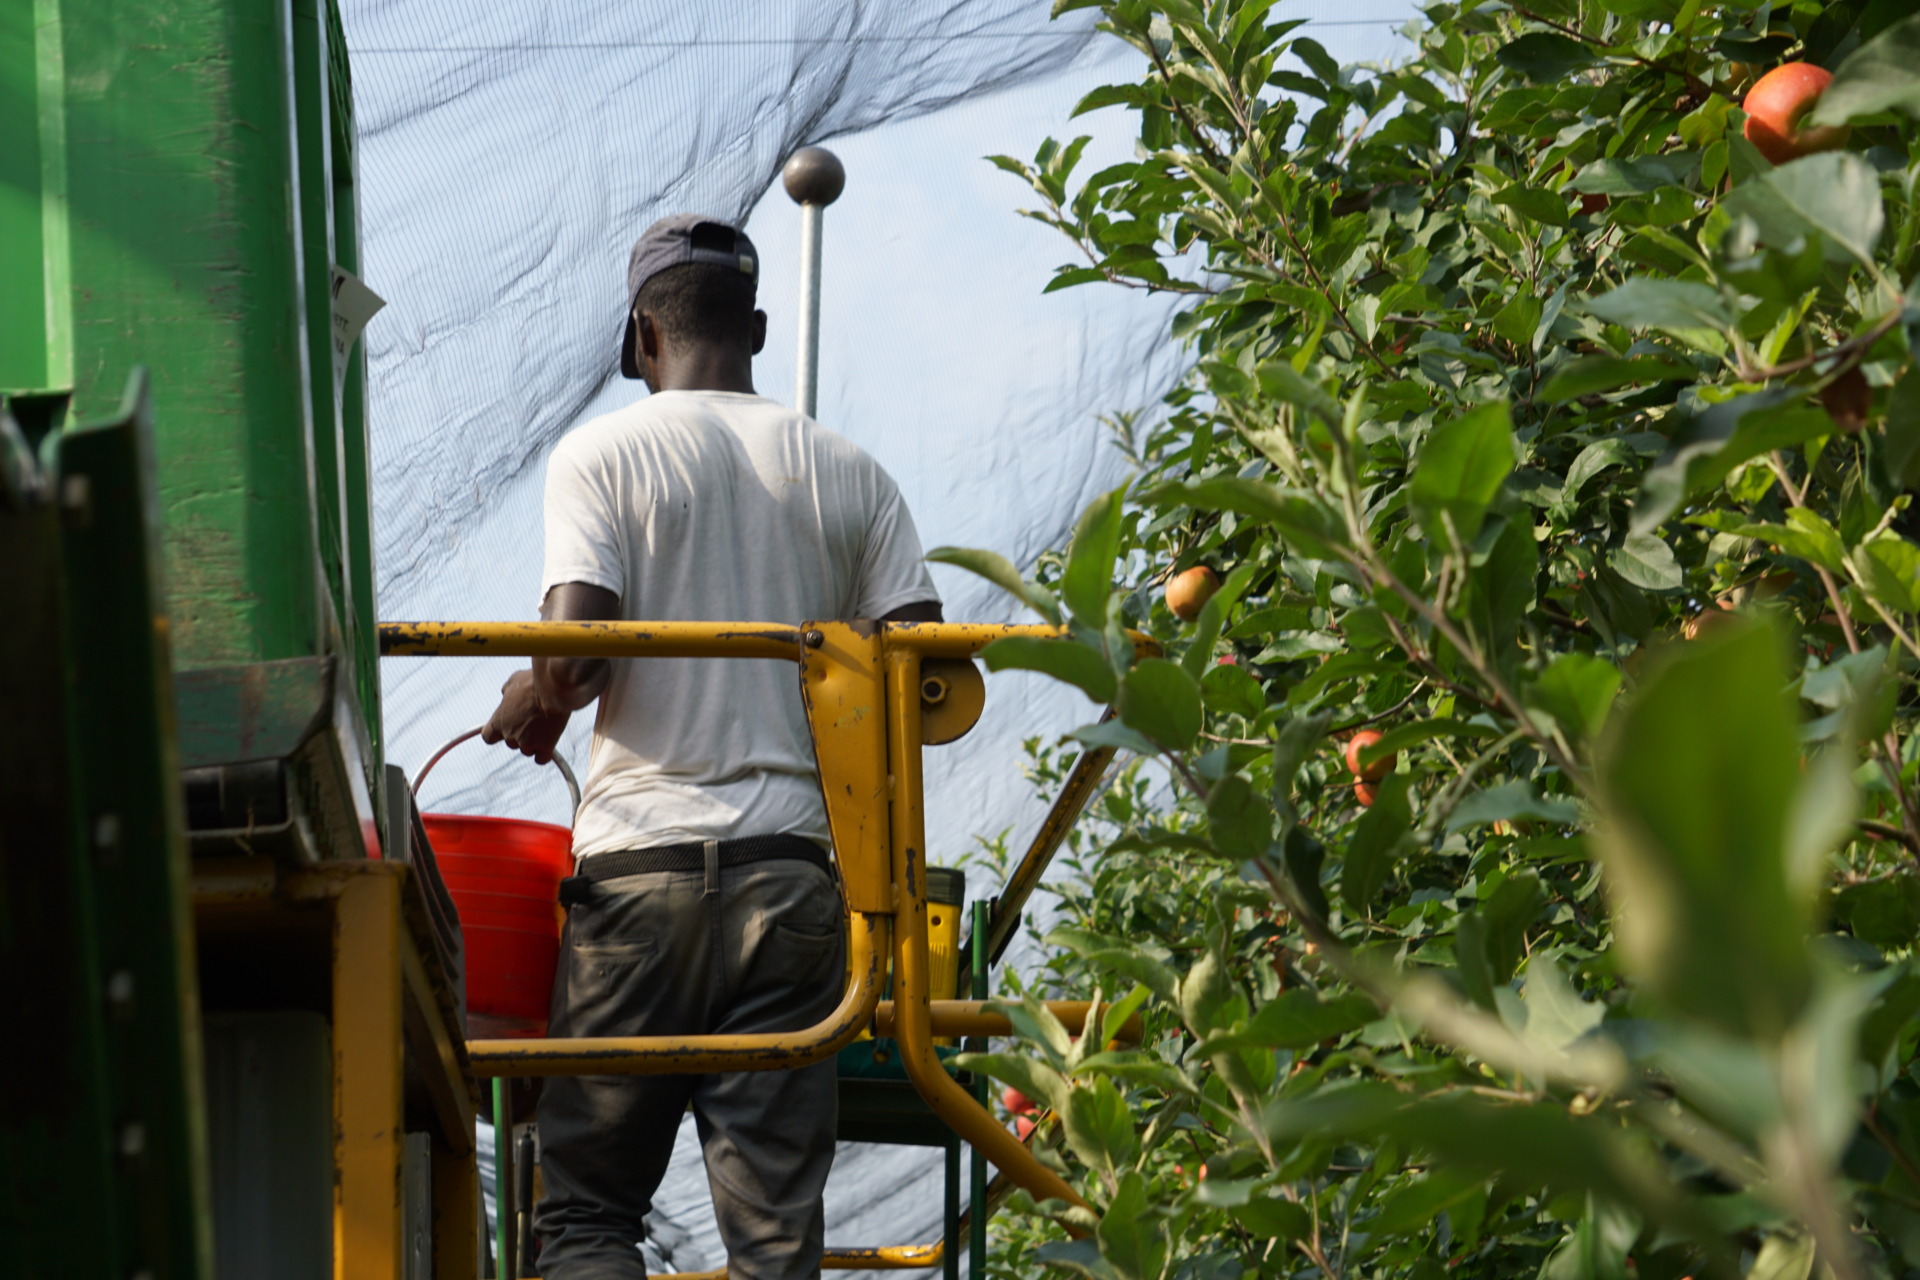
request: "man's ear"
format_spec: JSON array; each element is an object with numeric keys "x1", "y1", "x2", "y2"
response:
[
  {"x1": 750, "y1": 308, "x2": 768, "y2": 356},
  {"x1": 637, "y1": 310, "x2": 662, "y2": 361}
]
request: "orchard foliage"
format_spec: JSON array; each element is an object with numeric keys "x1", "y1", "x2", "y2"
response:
[{"x1": 941, "y1": 2, "x2": 1920, "y2": 1279}]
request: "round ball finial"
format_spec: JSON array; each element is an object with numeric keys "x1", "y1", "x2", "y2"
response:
[{"x1": 782, "y1": 146, "x2": 845, "y2": 207}]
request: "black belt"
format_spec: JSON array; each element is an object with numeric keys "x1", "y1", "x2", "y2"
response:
[{"x1": 573, "y1": 834, "x2": 831, "y2": 882}]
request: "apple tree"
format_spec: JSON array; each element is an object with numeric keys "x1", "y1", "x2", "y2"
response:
[{"x1": 938, "y1": 4, "x2": 1920, "y2": 1280}]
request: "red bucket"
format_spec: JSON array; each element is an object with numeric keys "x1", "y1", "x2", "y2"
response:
[{"x1": 414, "y1": 730, "x2": 579, "y2": 1039}]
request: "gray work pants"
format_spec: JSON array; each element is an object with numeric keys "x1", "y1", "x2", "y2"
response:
[{"x1": 533, "y1": 856, "x2": 845, "y2": 1280}]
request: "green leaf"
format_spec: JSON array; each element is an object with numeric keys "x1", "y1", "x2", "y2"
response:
[
  {"x1": 1117, "y1": 658, "x2": 1202, "y2": 751},
  {"x1": 1095, "y1": 1171, "x2": 1166, "y2": 1280},
  {"x1": 1342, "y1": 772, "x2": 1412, "y2": 914},
  {"x1": 1583, "y1": 278, "x2": 1731, "y2": 333},
  {"x1": 1521, "y1": 955, "x2": 1607, "y2": 1051},
  {"x1": 1689, "y1": 508, "x2": 1849, "y2": 573},
  {"x1": 1373, "y1": 1171, "x2": 1490, "y2": 1237},
  {"x1": 1207, "y1": 772, "x2": 1275, "y2": 860},
  {"x1": 1043, "y1": 266, "x2": 1110, "y2": 294},
  {"x1": 998, "y1": 990, "x2": 1079, "y2": 1061},
  {"x1": 981, "y1": 635, "x2": 1116, "y2": 704},
  {"x1": 1063, "y1": 486, "x2": 1127, "y2": 629},
  {"x1": 1458, "y1": 871, "x2": 1547, "y2": 1007},
  {"x1": 1542, "y1": 1200, "x2": 1638, "y2": 1280},
  {"x1": 1529, "y1": 652, "x2": 1623, "y2": 740},
  {"x1": 1594, "y1": 618, "x2": 1813, "y2": 1040},
  {"x1": 1291, "y1": 36, "x2": 1340, "y2": 83},
  {"x1": 1494, "y1": 184, "x2": 1571, "y2": 228},
  {"x1": 953, "y1": 1050, "x2": 1069, "y2": 1114},
  {"x1": 1609, "y1": 531, "x2": 1683, "y2": 591},
  {"x1": 1229, "y1": 1197, "x2": 1310, "y2": 1240},
  {"x1": 1099, "y1": 984, "x2": 1152, "y2": 1052},
  {"x1": 1884, "y1": 365, "x2": 1920, "y2": 489},
  {"x1": 1264, "y1": 1092, "x2": 1719, "y2": 1254},
  {"x1": 1184, "y1": 564, "x2": 1256, "y2": 680},
  {"x1": 1048, "y1": 927, "x2": 1178, "y2": 1004},
  {"x1": 1538, "y1": 355, "x2": 1695, "y2": 402},
  {"x1": 1365, "y1": 717, "x2": 1501, "y2": 761},
  {"x1": 1060, "y1": 1074, "x2": 1137, "y2": 1180},
  {"x1": 1281, "y1": 827, "x2": 1330, "y2": 925},
  {"x1": 1031, "y1": 1240, "x2": 1114, "y2": 1280},
  {"x1": 1567, "y1": 155, "x2": 1696, "y2": 195},
  {"x1": 1800, "y1": 646, "x2": 1889, "y2": 711},
  {"x1": 1200, "y1": 661, "x2": 1265, "y2": 718},
  {"x1": 1447, "y1": 783, "x2": 1582, "y2": 831},
  {"x1": 925, "y1": 546, "x2": 1060, "y2": 624},
  {"x1": 1561, "y1": 440, "x2": 1639, "y2": 506},
  {"x1": 1143, "y1": 478, "x2": 1343, "y2": 560},
  {"x1": 1810, "y1": 12, "x2": 1920, "y2": 125},
  {"x1": 1496, "y1": 32, "x2": 1599, "y2": 80},
  {"x1": 1747, "y1": 1233, "x2": 1817, "y2": 1280},
  {"x1": 1068, "y1": 718, "x2": 1162, "y2": 756},
  {"x1": 1206, "y1": 989, "x2": 1379, "y2": 1052},
  {"x1": 1410, "y1": 401, "x2": 1515, "y2": 552},
  {"x1": 1178, "y1": 945, "x2": 1237, "y2": 1038},
  {"x1": 1256, "y1": 360, "x2": 1342, "y2": 424},
  {"x1": 1632, "y1": 391, "x2": 1829, "y2": 534},
  {"x1": 1853, "y1": 534, "x2": 1920, "y2": 614},
  {"x1": 1859, "y1": 964, "x2": 1920, "y2": 1075},
  {"x1": 1070, "y1": 82, "x2": 1147, "y2": 118},
  {"x1": 1721, "y1": 152, "x2": 1886, "y2": 267},
  {"x1": 1492, "y1": 290, "x2": 1547, "y2": 346}
]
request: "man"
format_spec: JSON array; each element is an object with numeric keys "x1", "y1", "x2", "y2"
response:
[{"x1": 482, "y1": 213, "x2": 942, "y2": 1279}]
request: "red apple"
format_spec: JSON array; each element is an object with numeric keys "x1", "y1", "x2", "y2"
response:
[
  {"x1": 1354, "y1": 780, "x2": 1378, "y2": 808},
  {"x1": 1743, "y1": 63, "x2": 1850, "y2": 165},
  {"x1": 1015, "y1": 1115, "x2": 1036, "y2": 1141},
  {"x1": 1001, "y1": 1086, "x2": 1035, "y2": 1116},
  {"x1": 1344, "y1": 729, "x2": 1395, "y2": 781}
]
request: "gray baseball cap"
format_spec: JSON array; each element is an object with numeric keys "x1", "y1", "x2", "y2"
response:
[{"x1": 619, "y1": 214, "x2": 759, "y2": 378}]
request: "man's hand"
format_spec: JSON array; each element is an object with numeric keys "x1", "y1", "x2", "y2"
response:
[{"x1": 482, "y1": 669, "x2": 571, "y2": 764}]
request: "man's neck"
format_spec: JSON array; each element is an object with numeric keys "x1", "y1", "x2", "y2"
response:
[{"x1": 652, "y1": 346, "x2": 755, "y2": 395}]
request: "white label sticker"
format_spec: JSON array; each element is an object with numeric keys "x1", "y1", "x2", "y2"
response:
[{"x1": 328, "y1": 264, "x2": 386, "y2": 382}]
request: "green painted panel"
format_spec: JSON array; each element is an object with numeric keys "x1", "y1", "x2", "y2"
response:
[
  {"x1": 174, "y1": 656, "x2": 332, "y2": 769},
  {"x1": 0, "y1": 2, "x2": 48, "y2": 389},
  {"x1": 327, "y1": 5, "x2": 385, "y2": 776},
  {"x1": 54, "y1": 372, "x2": 216, "y2": 1279},
  {"x1": 0, "y1": 374, "x2": 214, "y2": 1280},
  {"x1": 291, "y1": 0, "x2": 348, "y2": 654},
  {"x1": 52, "y1": 0, "x2": 321, "y2": 666},
  {"x1": 0, "y1": 404, "x2": 120, "y2": 1276}
]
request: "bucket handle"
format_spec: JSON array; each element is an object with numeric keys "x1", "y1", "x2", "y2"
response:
[{"x1": 411, "y1": 725, "x2": 583, "y2": 816}]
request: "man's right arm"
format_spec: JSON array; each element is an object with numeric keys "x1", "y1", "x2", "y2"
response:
[
  {"x1": 480, "y1": 582, "x2": 621, "y2": 762},
  {"x1": 535, "y1": 582, "x2": 622, "y2": 708}
]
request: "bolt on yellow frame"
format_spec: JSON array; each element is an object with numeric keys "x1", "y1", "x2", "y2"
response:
[{"x1": 379, "y1": 618, "x2": 1151, "y2": 1214}]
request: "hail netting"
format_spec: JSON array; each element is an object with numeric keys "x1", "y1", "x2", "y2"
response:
[{"x1": 341, "y1": 0, "x2": 1413, "y2": 1268}]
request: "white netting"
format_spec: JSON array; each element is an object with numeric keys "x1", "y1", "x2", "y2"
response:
[{"x1": 343, "y1": 0, "x2": 1415, "y2": 1267}]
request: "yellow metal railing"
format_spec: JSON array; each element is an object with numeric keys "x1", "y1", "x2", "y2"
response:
[{"x1": 378, "y1": 618, "x2": 1152, "y2": 1265}]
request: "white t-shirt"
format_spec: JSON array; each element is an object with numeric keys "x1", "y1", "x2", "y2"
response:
[{"x1": 540, "y1": 390, "x2": 939, "y2": 859}]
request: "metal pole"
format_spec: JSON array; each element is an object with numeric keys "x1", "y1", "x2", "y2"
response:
[
  {"x1": 969, "y1": 900, "x2": 989, "y2": 1280},
  {"x1": 782, "y1": 146, "x2": 844, "y2": 419},
  {"x1": 492, "y1": 1078, "x2": 512, "y2": 1278},
  {"x1": 795, "y1": 201, "x2": 824, "y2": 418}
]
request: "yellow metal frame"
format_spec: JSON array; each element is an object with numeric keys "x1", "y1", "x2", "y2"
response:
[
  {"x1": 193, "y1": 858, "x2": 481, "y2": 1280},
  {"x1": 377, "y1": 618, "x2": 1153, "y2": 1249}
]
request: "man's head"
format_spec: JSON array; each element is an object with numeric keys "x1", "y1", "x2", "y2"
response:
[{"x1": 620, "y1": 215, "x2": 767, "y2": 391}]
